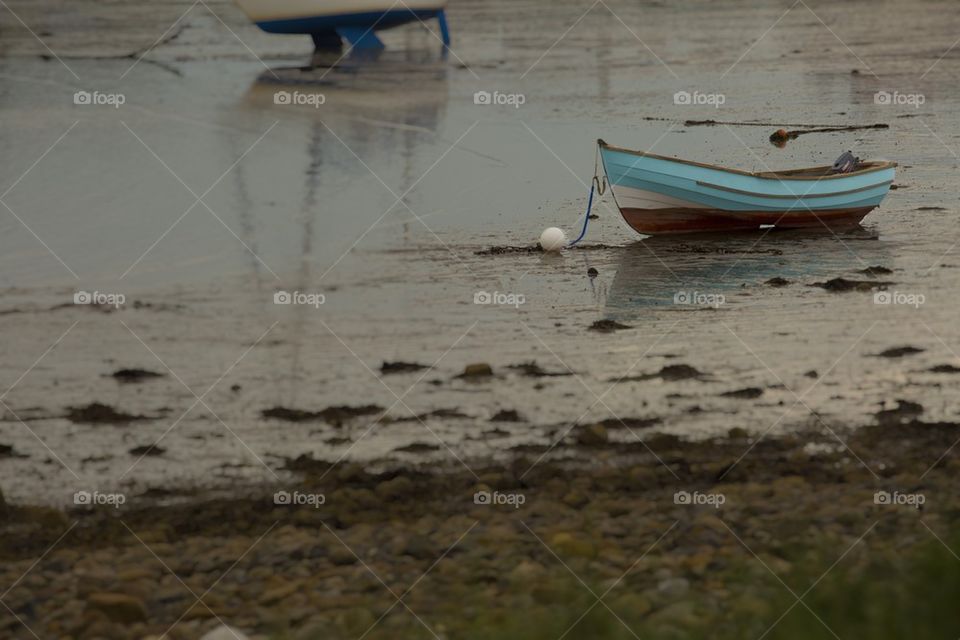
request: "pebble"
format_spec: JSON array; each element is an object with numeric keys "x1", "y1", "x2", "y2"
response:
[
  {"x1": 85, "y1": 592, "x2": 147, "y2": 624},
  {"x1": 200, "y1": 624, "x2": 250, "y2": 640},
  {"x1": 461, "y1": 363, "x2": 494, "y2": 378},
  {"x1": 658, "y1": 577, "x2": 691, "y2": 598},
  {"x1": 576, "y1": 423, "x2": 608, "y2": 445},
  {"x1": 375, "y1": 475, "x2": 415, "y2": 500},
  {"x1": 550, "y1": 532, "x2": 595, "y2": 558}
]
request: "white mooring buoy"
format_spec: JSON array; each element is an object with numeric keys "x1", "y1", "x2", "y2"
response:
[{"x1": 539, "y1": 227, "x2": 567, "y2": 252}]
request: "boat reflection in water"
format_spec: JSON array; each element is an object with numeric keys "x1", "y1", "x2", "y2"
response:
[
  {"x1": 234, "y1": 45, "x2": 449, "y2": 276},
  {"x1": 243, "y1": 43, "x2": 449, "y2": 126},
  {"x1": 234, "y1": 48, "x2": 450, "y2": 396},
  {"x1": 603, "y1": 228, "x2": 892, "y2": 321}
]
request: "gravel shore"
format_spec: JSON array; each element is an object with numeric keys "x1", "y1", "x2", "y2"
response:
[{"x1": 3, "y1": 417, "x2": 959, "y2": 639}]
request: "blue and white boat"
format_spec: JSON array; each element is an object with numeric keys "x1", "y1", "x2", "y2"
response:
[
  {"x1": 598, "y1": 139, "x2": 896, "y2": 235},
  {"x1": 233, "y1": 0, "x2": 449, "y2": 50}
]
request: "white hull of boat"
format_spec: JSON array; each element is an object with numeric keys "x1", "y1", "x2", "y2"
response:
[
  {"x1": 234, "y1": 0, "x2": 446, "y2": 24},
  {"x1": 611, "y1": 183, "x2": 709, "y2": 211}
]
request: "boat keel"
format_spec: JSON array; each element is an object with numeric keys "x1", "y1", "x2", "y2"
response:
[{"x1": 337, "y1": 27, "x2": 386, "y2": 50}]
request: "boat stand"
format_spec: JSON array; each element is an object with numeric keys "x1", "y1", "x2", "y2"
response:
[
  {"x1": 311, "y1": 30, "x2": 345, "y2": 51},
  {"x1": 309, "y1": 9, "x2": 450, "y2": 52},
  {"x1": 338, "y1": 28, "x2": 387, "y2": 50},
  {"x1": 437, "y1": 9, "x2": 451, "y2": 47},
  {"x1": 311, "y1": 28, "x2": 386, "y2": 51}
]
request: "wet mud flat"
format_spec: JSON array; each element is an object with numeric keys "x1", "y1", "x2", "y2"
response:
[
  {"x1": 2, "y1": 416, "x2": 960, "y2": 639},
  {"x1": 2, "y1": 248, "x2": 958, "y2": 509},
  {"x1": 1, "y1": 217, "x2": 959, "y2": 510}
]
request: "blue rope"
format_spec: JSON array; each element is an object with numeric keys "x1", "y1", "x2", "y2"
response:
[{"x1": 567, "y1": 182, "x2": 595, "y2": 247}]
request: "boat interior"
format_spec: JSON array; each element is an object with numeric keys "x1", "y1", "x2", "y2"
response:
[{"x1": 755, "y1": 162, "x2": 896, "y2": 179}]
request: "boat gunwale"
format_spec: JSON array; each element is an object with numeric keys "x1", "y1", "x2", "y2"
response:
[{"x1": 597, "y1": 139, "x2": 898, "y2": 181}]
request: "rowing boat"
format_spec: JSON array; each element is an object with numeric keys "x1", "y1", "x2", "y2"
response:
[
  {"x1": 233, "y1": 0, "x2": 450, "y2": 49},
  {"x1": 597, "y1": 139, "x2": 896, "y2": 235}
]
